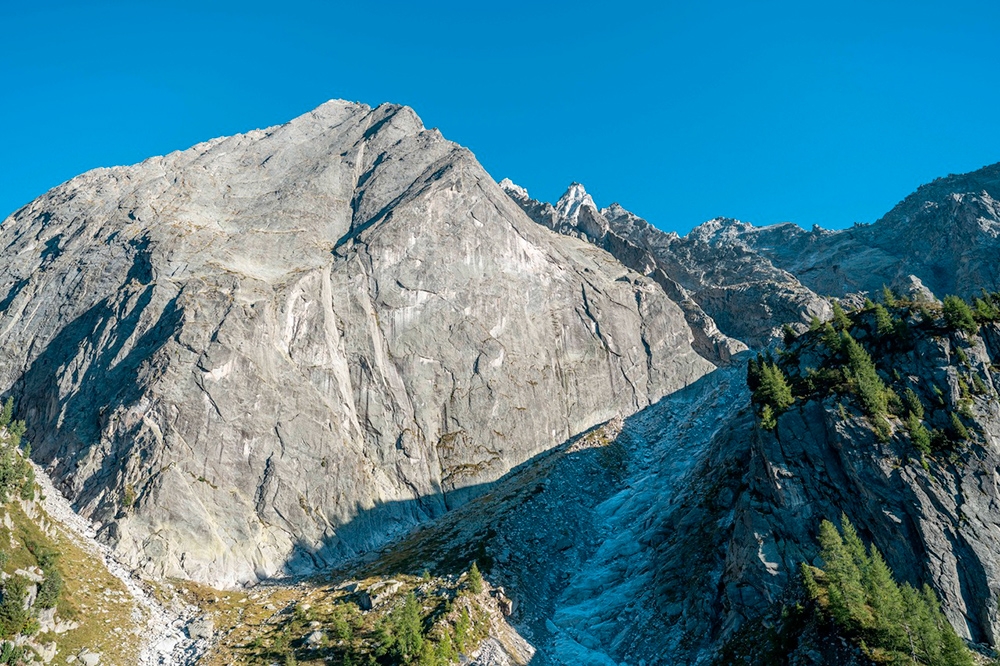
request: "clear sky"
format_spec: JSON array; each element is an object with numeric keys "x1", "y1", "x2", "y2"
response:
[{"x1": 3, "y1": 0, "x2": 999, "y2": 234}]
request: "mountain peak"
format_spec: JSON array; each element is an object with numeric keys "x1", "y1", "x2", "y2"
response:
[
  {"x1": 555, "y1": 182, "x2": 597, "y2": 223},
  {"x1": 499, "y1": 178, "x2": 529, "y2": 200}
]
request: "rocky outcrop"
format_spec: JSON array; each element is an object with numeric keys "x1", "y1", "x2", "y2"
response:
[
  {"x1": 681, "y1": 162, "x2": 1000, "y2": 301},
  {"x1": 724, "y1": 321, "x2": 1000, "y2": 645},
  {"x1": 500, "y1": 180, "x2": 750, "y2": 362},
  {"x1": 500, "y1": 180, "x2": 829, "y2": 350},
  {"x1": 0, "y1": 100, "x2": 713, "y2": 587},
  {"x1": 643, "y1": 315, "x2": 1000, "y2": 660},
  {"x1": 502, "y1": 162, "x2": 1000, "y2": 353}
]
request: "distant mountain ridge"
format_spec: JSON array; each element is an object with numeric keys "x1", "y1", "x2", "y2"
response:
[{"x1": 501, "y1": 159, "x2": 1000, "y2": 346}]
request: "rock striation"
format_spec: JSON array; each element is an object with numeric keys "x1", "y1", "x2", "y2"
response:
[
  {"x1": 500, "y1": 180, "x2": 829, "y2": 351},
  {"x1": 0, "y1": 101, "x2": 713, "y2": 587}
]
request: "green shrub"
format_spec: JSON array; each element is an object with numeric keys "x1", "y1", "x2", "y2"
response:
[
  {"x1": 873, "y1": 416, "x2": 892, "y2": 442},
  {"x1": 36, "y1": 568, "x2": 63, "y2": 609},
  {"x1": 886, "y1": 388, "x2": 903, "y2": 416},
  {"x1": 0, "y1": 642, "x2": 25, "y2": 665},
  {"x1": 954, "y1": 346, "x2": 968, "y2": 365}
]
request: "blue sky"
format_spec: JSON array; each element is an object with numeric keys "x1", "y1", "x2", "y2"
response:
[{"x1": 2, "y1": 0, "x2": 999, "y2": 234}]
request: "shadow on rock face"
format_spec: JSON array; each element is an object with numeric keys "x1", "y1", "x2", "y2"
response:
[{"x1": 275, "y1": 366, "x2": 748, "y2": 666}]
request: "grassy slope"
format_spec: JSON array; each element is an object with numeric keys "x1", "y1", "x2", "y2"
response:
[{"x1": 2, "y1": 498, "x2": 144, "y2": 664}]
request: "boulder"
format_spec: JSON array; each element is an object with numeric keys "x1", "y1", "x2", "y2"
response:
[
  {"x1": 186, "y1": 616, "x2": 214, "y2": 640},
  {"x1": 77, "y1": 650, "x2": 101, "y2": 666}
]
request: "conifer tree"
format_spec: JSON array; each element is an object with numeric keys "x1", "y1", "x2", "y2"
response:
[
  {"x1": 755, "y1": 363, "x2": 794, "y2": 412},
  {"x1": 865, "y1": 548, "x2": 905, "y2": 647},
  {"x1": 904, "y1": 388, "x2": 925, "y2": 419},
  {"x1": 843, "y1": 334, "x2": 888, "y2": 417},
  {"x1": 817, "y1": 519, "x2": 870, "y2": 627},
  {"x1": 882, "y1": 285, "x2": 897, "y2": 307},
  {"x1": 949, "y1": 412, "x2": 970, "y2": 441},
  {"x1": 0, "y1": 399, "x2": 11, "y2": 430},
  {"x1": 805, "y1": 517, "x2": 973, "y2": 666},
  {"x1": 943, "y1": 295, "x2": 978, "y2": 336},
  {"x1": 832, "y1": 300, "x2": 851, "y2": 331},
  {"x1": 973, "y1": 296, "x2": 999, "y2": 322},
  {"x1": 822, "y1": 322, "x2": 843, "y2": 352},
  {"x1": 437, "y1": 630, "x2": 457, "y2": 662},
  {"x1": 873, "y1": 303, "x2": 894, "y2": 337},
  {"x1": 840, "y1": 516, "x2": 869, "y2": 582},
  {"x1": 746, "y1": 357, "x2": 762, "y2": 393},
  {"x1": 760, "y1": 404, "x2": 777, "y2": 431},
  {"x1": 382, "y1": 592, "x2": 424, "y2": 663},
  {"x1": 454, "y1": 608, "x2": 471, "y2": 653},
  {"x1": 907, "y1": 413, "x2": 932, "y2": 456},
  {"x1": 468, "y1": 561, "x2": 484, "y2": 594},
  {"x1": 782, "y1": 324, "x2": 798, "y2": 346}
]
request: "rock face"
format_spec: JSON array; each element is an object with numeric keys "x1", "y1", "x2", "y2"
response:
[
  {"x1": 0, "y1": 101, "x2": 713, "y2": 586},
  {"x1": 500, "y1": 180, "x2": 829, "y2": 351},
  {"x1": 503, "y1": 162, "x2": 1000, "y2": 351},
  {"x1": 725, "y1": 320, "x2": 1000, "y2": 644},
  {"x1": 500, "y1": 180, "x2": 751, "y2": 362},
  {"x1": 663, "y1": 162, "x2": 1000, "y2": 304},
  {"x1": 638, "y1": 317, "x2": 1000, "y2": 661}
]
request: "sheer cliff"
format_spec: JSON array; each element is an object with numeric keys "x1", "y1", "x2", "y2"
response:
[{"x1": 0, "y1": 101, "x2": 713, "y2": 587}]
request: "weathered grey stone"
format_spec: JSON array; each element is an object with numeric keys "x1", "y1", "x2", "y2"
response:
[
  {"x1": 496, "y1": 592, "x2": 515, "y2": 616},
  {"x1": 679, "y1": 164, "x2": 1000, "y2": 303},
  {"x1": 358, "y1": 579, "x2": 403, "y2": 610},
  {"x1": 0, "y1": 101, "x2": 714, "y2": 587},
  {"x1": 37, "y1": 607, "x2": 56, "y2": 634},
  {"x1": 77, "y1": 650, "x2": 101, "y2": 666},
  {"x1": 337, "y1": 581, "x2": 360, "y2": 593},
  {"x1": 501, "y1": 180, "x2": 823, "y2": 352},
  {"x1": 638, "y1": 320, "x2": 1000, "y2": 658},
  {"x1": 33, "y1": 641, "x2": 56, "y2": 663},
  {"x1": 186, "y1": 616, "x2": 214, "y2": 640}
]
